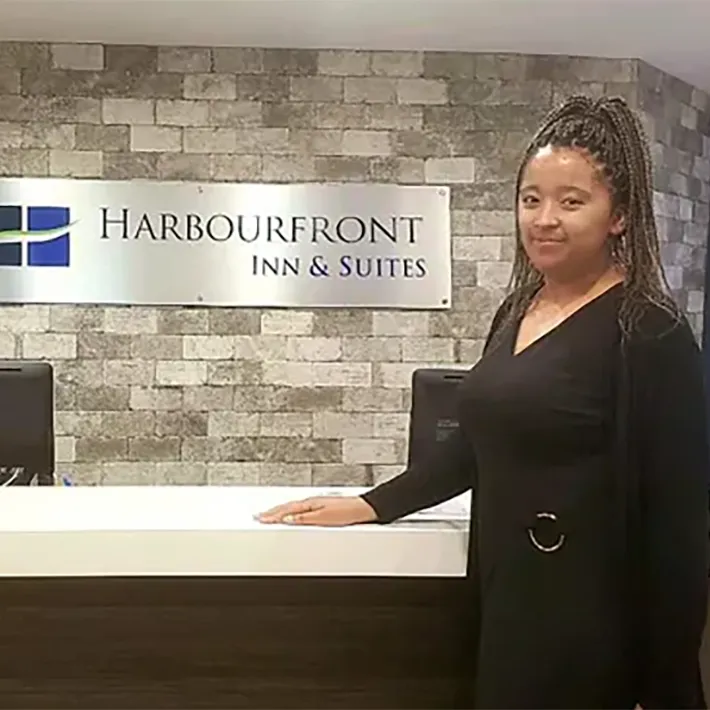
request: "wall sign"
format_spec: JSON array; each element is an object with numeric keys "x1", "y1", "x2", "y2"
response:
[{"x1": 0, "y1": 179, "x2": 451, "y2": 309}]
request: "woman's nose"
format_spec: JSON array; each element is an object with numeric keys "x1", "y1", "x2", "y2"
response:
[{"x1": 533, "y1": 202, "x2": 560, "y2": 227}]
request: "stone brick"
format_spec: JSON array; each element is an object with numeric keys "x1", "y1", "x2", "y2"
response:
[
  {"x1": 313, "y1": 412, "x2": 374, "y2": 438},
  {"x1": 233, "y1": 128, "x2": 289, "y2": 154},
  {"x1": 183, "y1": 386, "x2": 234, "y2": 411},
  {"x1": 23, "y1": 123, "x2": 75, "y2": 150},
  {"x1": 290, "y1": 77, "x2": 343, "y2": 102},
  {"x1": 263, "y1": 49, "x2": 317, "y2": 76},
  {"x1": 155, "y1": 361, "x2": 207, "y2": 386},
  {"x1": 311, "y1": 464, "x2": 370, "y2": 486},
  {"x1": 373, "y1": 312, "x2": 429, "y2": 336},
  {"x1": 52, "y1": 43, "x2": 104, "y2": 70},
  {"x1": 259, "y1": 412, "x2": 312, "y2": 437},
  {"x1": 262, "y1": 362, "x2": 371, "y2": 387},
  {"x1": 318, "y1": 50, "x2": 370, "y2": 76},
  {"x1": 183, "y1": 127, "x2": 235, "y2": 153},
  {"x1": 104, "y1": 360, "x2": 154, "y2": 386},
  {"x1": 130, "y1": 125, "x2": 181, "y2": 152},
  {"x1": 261, "y1": 311, "x2": 313, "y2": 335},
  {"x1": 102, "y1": 98, "x2": 154, "y2": 124},
  {"x1": 342, "y1": 129, "x2": 391, "y2": 156},
  {"x1": 157, "y1": 47, "x2": 211, "y2": 73},
  {"x1": 184, "y1": 74, "x2": 236, "y2": 100},
  {"x1": 371, "y1": 52, "x2": 423, "y2": 77},
  {"x1": 341, "y1": 387, "x2": 404, "y2": 412},
  {"x1": 423, "y1": 52, "x2": 476, "y2": 79},
  {"x1": 183, "y1": 335, "x2": 234, "y2": 360},
  {"x1": 212, "y1": 155, "x2": 261, "y2": 181},
  {"x1": 396, "y1": 78, "x2": 448, "y2": 105},
  {"x1": 343, "y1": 438, "x2": 399, "y2": 465},
  {"x1": 22, "y1": 333, "x2": 76, "y2": 359},
  {"x1": 213, "y1": 48, "x2": 264, "y2": 73},
  {"x1": 130, "y1": 334, "x2": 182, "y2": 359},
  {"x1": 313, "y1": 103, "x2": 368, "y2": 128},
  {"x1": 425, "y1": 157, "x2": 475, "y2": 183},
  {"x1": 286, "y1": 337, "x2": 341, "y2": 361},
  {"x1": 209, "y1": 100, "x2": 261, "y2": 127},
  {"x1": 344, "y1": 77, "x2": 396, "y2": 104},
  {"x1": 156, "y1": 99, "x2": 208, "y2": 126},
  {"x1": 0, "y1": 69, "x2": 20, "y2": 94},
  {"x1": 49, "y1": 150, "x2": 102, "y2": 177},
  {"x1": 401, "y1": 337, "x2": 455, "y2": 362},
  {"x1": 105, "y1": 308, "x2": 158, "y2": 334},
  {"x1": 128, "y1": 437, "x2": 180, "y2": 461},
  {"x1": 366, "y1": 104, "x2": 423, "y2": 130},
  {"x1": 130, "y1": 386, "x2": 182, "y2": 411},
  {"x1": 103, "y1": 411, "x2": 156, "y2": 437},
  {"x1": 157, "y1": 462, "x2": 208, "y2": 485},
  {"x1": 313, "y1": 311, "x2": 373, "y2": 336},
  {"x1": 262, "y1": 155, "x2": 317, "y2": 182},
  {"x1": 75, "y1": 124, "x2": 129, "y2": 152},
  {"x1": 0, "y1": 122, "x2": 21, "y2": 147},
  {"x1": 76, "y1": 437, "x2": 127, "y2": 463},
  {"x1": 314, "y1": 156, "x2": 369, "y2": 181},
  {"x1": 341, "y1": 337, "x2": 401, "y2": 362},
  {"x1": 103, "y1": 152, "x2": 159, "y2": 179},
  {"x1": 102, "y1": 463, "x2": 157, "y2": 485},
  {"x1": 157, "y1": 153, "x2": 211, "y2": 180}
]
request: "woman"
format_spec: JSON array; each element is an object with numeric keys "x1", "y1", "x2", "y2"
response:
[{"x1": 258, "y1": 95, "x2": 710, "y2": 709}]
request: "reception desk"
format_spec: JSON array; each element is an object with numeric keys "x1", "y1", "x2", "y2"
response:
[{"x1": 0, "y1": 486, "x2": 473, "y2": 709}]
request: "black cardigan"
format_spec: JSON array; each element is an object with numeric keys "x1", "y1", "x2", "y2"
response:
[{"x1": 362, "y1": 298, "x2": 710, "y2": 709}]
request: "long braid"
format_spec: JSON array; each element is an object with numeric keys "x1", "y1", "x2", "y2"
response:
[{"x1": 503, "y1": 94, "x2": 678, "y2": 340}]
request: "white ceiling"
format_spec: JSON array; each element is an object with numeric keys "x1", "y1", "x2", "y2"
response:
[{"x1": 1, "y1": 0, "x2": 709, "y2": 92}]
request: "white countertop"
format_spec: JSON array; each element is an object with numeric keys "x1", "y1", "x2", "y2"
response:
[{"x1": 0, "y1": 486, "x2": 470, "y2": 578}]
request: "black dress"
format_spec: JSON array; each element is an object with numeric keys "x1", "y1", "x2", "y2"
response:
[{"x1": 363, "y1": 285, "x2": 709, "y2": 709}]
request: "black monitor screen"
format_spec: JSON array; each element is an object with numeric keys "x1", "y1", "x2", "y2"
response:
[
  {"x1": 0, "y1": 361, "x2": 54, "y2": 485},
  {"x1": 407, "y1": 368, "x2": 467, "y2": 468}
]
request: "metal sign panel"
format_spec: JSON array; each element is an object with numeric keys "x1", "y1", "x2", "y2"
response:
[{"x1": 0, "y1": 179, "x2": 451, "y2": 309}]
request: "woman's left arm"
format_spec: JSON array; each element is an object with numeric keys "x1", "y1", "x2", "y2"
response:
[{"x1": 635, "y1": 315, "x2": 709, "y2": 709}]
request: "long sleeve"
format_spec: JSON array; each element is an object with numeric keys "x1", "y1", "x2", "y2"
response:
[
  {"x1": 361, "y1": 298, "x2": 513, "y2": 524},
  {"x1": 632, "y1": 314, "x2": 709, "y2": 709},
  {"x1": 361, "y1": 422, "x2": 476, "y2": 523}
]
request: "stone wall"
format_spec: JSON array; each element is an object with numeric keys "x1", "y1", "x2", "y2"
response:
[
  {"x1": 0, "y1": 44, "x2": 706, "y2": 486},
  {"x1": 638, "y1": 61, "x2": 710, "y2": 335}
]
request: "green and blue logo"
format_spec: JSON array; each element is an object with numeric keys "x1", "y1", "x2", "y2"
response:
[{"x1": 0, "y1": 205, "x2": 74, "y2": 267}]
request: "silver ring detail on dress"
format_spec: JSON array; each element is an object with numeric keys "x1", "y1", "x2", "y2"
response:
[{"x1": 527, "y1": 511, "x2": 565, "y2": 553}]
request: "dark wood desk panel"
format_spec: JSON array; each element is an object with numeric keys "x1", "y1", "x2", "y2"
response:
[{"x1": 0, "y1": 576, "x2": 474, "y2": 709}]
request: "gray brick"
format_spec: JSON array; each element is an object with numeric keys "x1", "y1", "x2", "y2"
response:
[
  {"x1": 52, "y1": 43, "x2": 104, "y2": 70},
  {"x1": 75, "y1": 124, "x2": 129, "y2": 152},
  {"x1": 290, "y1": 77, "x2": 343, "y2": 102},
  {"x1": 263, "y1": 49, "x2": 317, "y2": 76},
  {"x1": 371, "y1": 52, "x2": 423, "y2": 77},
  {"x1": 49, "y1": 150, "x2": 102, "y2": 177},
  {"x1": 184, "y1": 74, "x2": 236, "y2": 100},
  {"x1": 157, "y1": 47, "x2": 211, "y2": 73},
  {"x1": 213, "y1": 48, "x2": 264, "y2": 73},
  {"x1": 0, "y1": 69, "x2": 20, "y2": 94},
  {"x1": 156, "y1": 99, "x2": 209, "y2": 126},
  {"x1": 209, "y1": 100, "x2": 262, "y2": 127},
  {"x1": 158, "y1": 153, "x2": 211, "y2": 180},
  {"x1": 318, "y1": 50, "x2": 370, "y2": 76}
]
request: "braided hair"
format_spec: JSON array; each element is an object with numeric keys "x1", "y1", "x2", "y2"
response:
[{"x1": 506, "y1": 94, "x2": 679, "y2": 338}]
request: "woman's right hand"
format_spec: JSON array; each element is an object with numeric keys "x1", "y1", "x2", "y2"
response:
[{"x1": 256, "y1": 495, "x2": 378, "y2": 527}]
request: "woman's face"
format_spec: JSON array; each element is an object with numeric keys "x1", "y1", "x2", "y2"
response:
[{"x1": 517, "y1": 145, "x2": 625, "y2": 279}]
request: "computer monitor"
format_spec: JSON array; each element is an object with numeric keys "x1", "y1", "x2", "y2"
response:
[
  {"x1": 0, "y1": 361, "x2": 54, "y2": 486},
  {"x1": 407, "y1": 368, "x2": 468, "y2": 468}
]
